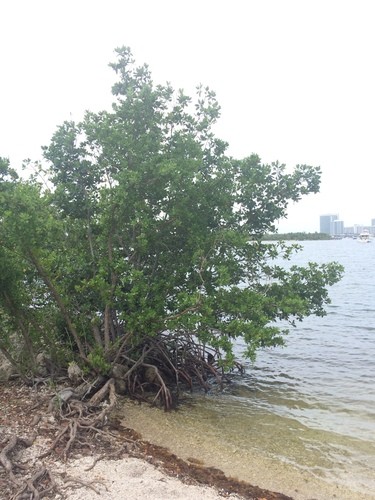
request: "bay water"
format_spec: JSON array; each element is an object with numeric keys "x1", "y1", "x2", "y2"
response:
[{"x1": 122, "y1": 240, "x2": 375, "y2": 499}]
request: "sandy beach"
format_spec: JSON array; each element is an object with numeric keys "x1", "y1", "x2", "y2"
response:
[
  {"x1": 59, "y1": 456, "x2": 241, "y2": 500},
  {"x1": 3, "y1": 380, "x2": 373, "y2": 500},
  {"x1": 0, "y1": 381, "x2": 291, "y2": 500}
]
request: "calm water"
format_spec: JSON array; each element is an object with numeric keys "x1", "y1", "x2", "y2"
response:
[
  {"x1": 123, "y1": 240, "x2": 375, "y2": 499},
  {"x1": 229, "y1": 239, "x2": 375, "y2": 494},
  {"x1": 247, "y1": 239, "x2": 375, "y2": 441}
]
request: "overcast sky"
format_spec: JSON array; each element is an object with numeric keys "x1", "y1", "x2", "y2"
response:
[{"x1": 1, "y1": 0, "x2": 374, "y2": 232}]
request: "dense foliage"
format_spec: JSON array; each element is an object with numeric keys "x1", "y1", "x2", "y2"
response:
[{"x1": 0, "y1": 47, "x2": 343, "y2": 395}]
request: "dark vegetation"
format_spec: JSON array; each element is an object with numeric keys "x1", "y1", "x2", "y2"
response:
[
  {"x1": 0, "y1": 46, "x2": 343, "y2": 497},
  {"x1": 264, "y1": 232, "x2": 331, "y2": 241}
]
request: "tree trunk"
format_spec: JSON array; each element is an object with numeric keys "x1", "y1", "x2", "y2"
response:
[
  {"x1": 3, "y1": 292, "x2": 36, "y2": 369},
  {"x1": 0, "y1": 342, "x2": 29, "y2": 383},
  {"x1": 104, "y1": 304, "x2": 111, "y2": 351},
  {"x1": 28, "y1": 250, "x2": 87, "y2": 361}
]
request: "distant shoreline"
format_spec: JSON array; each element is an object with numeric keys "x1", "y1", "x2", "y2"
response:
[{"x1": 263, "y1": 232, "x2": 330, "y2": 241}]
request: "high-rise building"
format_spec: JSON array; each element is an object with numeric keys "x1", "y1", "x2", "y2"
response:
[
  {"x1": 332, "y1": 220, "x2": 344, "y2": 236},
  {"x1": 320, "y1": 214, "x2": 338, "y2": 235}
]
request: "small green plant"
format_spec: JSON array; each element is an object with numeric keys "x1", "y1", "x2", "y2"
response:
[{"x1": 87, "y1": 348, "x2": 111, "y2": 375}]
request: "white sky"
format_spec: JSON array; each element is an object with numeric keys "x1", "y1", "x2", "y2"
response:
[{"x1": 1, "y1": 0, "x2": 374, "y2": 232}]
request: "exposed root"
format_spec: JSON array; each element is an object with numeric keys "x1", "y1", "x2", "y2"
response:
[
  {"x1": 41, "y1": 378, "x2": 117, "y2": 462},
  {"x1": 1, "y1": 379, "x2": 120, "y2": 498},
  {"x1": 10, "y1": 466, "x2": 58, "y2": 500},
  {"x1": 84, "y1": 438, "x2": 138, "y2": 472},
  {"x1": 1, "y1": 333, "x2": 244, "y2": 498},
  {"x1": 0, "y1": 434, "x2": 35, "y2": 485},
  {"x1": 0, "y1": 431, "x2": 59, "y2": 500},
  {"x1": 61, "y1": 475, "x2": 106, "y2": 495}
]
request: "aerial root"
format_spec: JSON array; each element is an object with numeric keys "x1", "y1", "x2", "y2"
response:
[{"x1": 114, "y1": 331, "x2": 243, "y2": 409}]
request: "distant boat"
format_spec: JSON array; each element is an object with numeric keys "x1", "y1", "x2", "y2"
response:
[{"x1": 358, "y1": 230, "x2": 371, "y2": 243}]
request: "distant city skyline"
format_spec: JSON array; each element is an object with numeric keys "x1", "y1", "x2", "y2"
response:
[{"x1": 320, "y1": 214, "x2": 375, "y2": 236}]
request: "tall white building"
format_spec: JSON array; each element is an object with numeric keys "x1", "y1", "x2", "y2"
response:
[{"x1": 320, "y1": 214, "x2": 338, "y2": 235}]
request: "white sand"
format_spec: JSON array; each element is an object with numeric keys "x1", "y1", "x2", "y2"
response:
[{"x1": 59, "y1": 456, "x2": 242, "y2": 500}]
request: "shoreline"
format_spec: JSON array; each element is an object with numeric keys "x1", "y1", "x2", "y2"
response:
[
  {"x1": 58, "y1": 426, "x2": 293, "y2": 500},
  {"x1": 119, "y1": 398, "x2": 375, "y2": 500},
  {"x1": 1, "y1": 381, "x2": 374, "y2": 500},
  {"x1": 0, "y1": 381, "x2": 291, "y2": 499}
]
